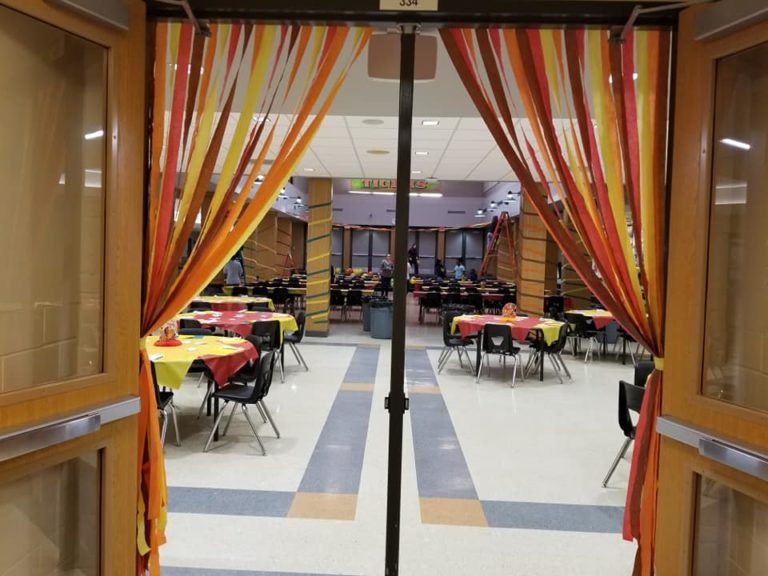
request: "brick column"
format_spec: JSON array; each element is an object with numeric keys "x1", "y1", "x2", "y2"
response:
[
  {"x1": 253, "y1": 212, "x2": 278, "y2": 281},
  {"x1": 305, "y1": 179, "x2": 333, "y2": 336},
  {"x1": 517, "y1": 186, "x2": 550, "y2": 315},
  {"x1": 276, "y1": 216, "x2": 293, "y2": 275}
]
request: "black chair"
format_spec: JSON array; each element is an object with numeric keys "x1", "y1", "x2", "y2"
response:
[
  {"x1": 251, "y1": 320, "x2": 284, "y2": 382},
  {"x1": 437, "y1": 311, "x2": 475, "y2": 374},
  {"x1": 419, "y1": 292, "x2": 442, "y2": 324},
  {"x1": 284, "y1": 311, "x2": 308, "y2": 370},
  {"x1": 203, "y1": 350, "x2": 279, "y2": 455},
  {"x1": 524, "y1": 323, "x2": 572, "y2": 383},
  {"x1": 476, "y1": 323, "x2": 522, "y2": 386},
  {"x1": 179, "y1": 319, "x2": 208, "y2": 330},
  {"x1": 544, "y1": 295, "x2": 565, "y2": 320},
  {"x1": 442, "y1": 291, "x2": 461, "y2": 307},
  {"x1": 231, "y1": 286, "x2": 249, "y2": 296},
  {"x1": 150, "y1": 364, "x2": 180, "y2": 447},
  {"x1": 345, "y1": 289, "x2": 364, "y2": 320},
  {"x1": 247, "y1": 301, "x2": 271, "y2": 311},
  {"x1": 602, "y1": 376, "x2": 647, "y2": 487},
  {"x1": 564, "y1": 312, "x2": 606, "y2": 362},
  {"x1": 271, "y1": 287, "x2": 294, "y2": 314},
  {"x1": 252, "y1": 284, "x2": 269, "y2": 297},
  {"x1": 466, "y1": 292, "x2": 484, "y2": 314},
  {"x1": 614, "y1": 326, "x2": 644, "y2": 366},
  {"x1": 188, "y1": 301, "x2": 212, "y2": 311},
  {"x1": 330, "y1": 289, "x2": 346, "y2": 320}
]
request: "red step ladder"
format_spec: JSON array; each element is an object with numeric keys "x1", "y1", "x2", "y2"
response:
[{"x1": 479, "y1": 211, "x2": 516, "y2": 279}]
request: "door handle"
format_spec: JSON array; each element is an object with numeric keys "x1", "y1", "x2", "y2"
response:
[
  {"x1": 699, "y1": 438, "x2": 768, "y2": 482},
  {"x1": 0, "y1": 413, "x2": 100, "y2": 464}
]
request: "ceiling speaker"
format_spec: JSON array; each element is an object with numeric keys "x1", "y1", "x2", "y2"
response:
[{"x1": 367, "y1": 33, "x2": 437, "y2": 81}]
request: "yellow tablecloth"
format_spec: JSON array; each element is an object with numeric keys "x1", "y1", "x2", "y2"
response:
[
  {"x1": 451, "y1": 314, "x2": 564, "y2": 346},
  {"x1": 145, "y1": 335, "x2": 255, "y2": 390},
  {"x1": 192, "y1": 295, "x2": 275, "y2": 311}
]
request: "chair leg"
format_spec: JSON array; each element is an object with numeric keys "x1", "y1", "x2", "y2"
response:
[
  {"x1": 476, "y1": 352, "x2": 486, "y2": 382},
  {"x1": 169, "y1": 403, "x2": 181, "y2": 446},
  {"x1": 260, "y1": 401, "x2": 281, "y2": 438},
  {"x1": 437, "y1": 346, "x2": 449, "y2": 365},
  {"x1": 203, "y1": 404, "x2": 229, "y2": 453},
  {"x1": 255, "y1": 402, "x2": 268, "y2": 423},
  {"x1": 602, "y1": 437, "x2": 633, "y2": 487},
  {"x1": 437, "y1": 348, "x2": 454, "y2": 374},
  {"x1": 291, "y1": 343, "x2": 309, "y2": 370},
  {"x1": 222, "y1": 401, "x2": 238, "y2": 436},
  {"x1": 556, "y1": 353, "x2": 572, "y2": 379},
  {"x1": 242, "y1": 405, "x2": 267, "y2": 455},
  {"x1": 277, "y1": 350, "x2": 285, "y2": 383},
  {"x1": 461, "y1": 347, "x2": 474, "y2": 373},
  {"x1": 548, "y1": 354, "x2": 563, "y2": 384},
  {"x1": 159, "y1": 411, "x2": 168, "y2": 446},
  {"x1": 196, "y1": 372, "x2": 205, "y2": 388},
  {"x1": 197, "y1": 381, "x2": 214, "y2": 419},
  {"x1": 510, "y1": 355, "x2": 518, "y2": 388}
]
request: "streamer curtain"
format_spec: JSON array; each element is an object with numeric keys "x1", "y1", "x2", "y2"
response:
[
  {"x1": 137, "y1": 22, "x2": 370, "y2": 574},
  {"x1": 441, "y1": 27, "x2": 670, "y2": 575}
]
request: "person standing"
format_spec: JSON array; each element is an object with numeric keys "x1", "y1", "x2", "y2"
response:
[
  {"x1": 434, "y1": 258, "x2": 446, "y2": 280},
  {"x1": 453, "y1": 258, "x2": 465, "y2": 281},
  {"x1": 407, "y1": 243, "x2": 419, "y2": 277},
  {"x1": 380, "y1": 254, "x2": 394, "y2": 296},
  {"x1": 223, "y1": 254, "x2": 244, "y2": 286}
]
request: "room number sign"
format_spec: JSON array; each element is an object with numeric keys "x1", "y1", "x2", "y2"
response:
[{"x1": 379, "y1": 0, "x2": 439, "y2": 11}]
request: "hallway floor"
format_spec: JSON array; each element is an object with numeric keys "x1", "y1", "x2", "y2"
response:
[{"x1": 161, "y1": 306, "x2": 637, "y2": 575}]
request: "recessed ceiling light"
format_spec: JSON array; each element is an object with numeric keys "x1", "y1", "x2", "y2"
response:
[
  {"x1": 412, "y1": 170, "x2": 422, "y2": 175},
  {"x1": 294, "y1": 198, "x2": 302, "y2": 204},
  {"x1": 84, "y1": 130, "x2": 104, "y2": 140},
  {"x1": 303, "y1": 168, "x2": 315, "y2": 172},
  {"x1": 366, "y1": 149, "x2": 390, "y2": 155},
  {"x1": 256, "y1": 174, "x2": 265, "y2": 182},
  {"x1": 476, "y1": 208, "x2": 485, "y2": 215},
  {"x1": 415, "y1": 151, "x2": 429, "y2": 156},
  {"x1": 421, "y1": 120, "x2": 440, "y2": 126},
  {"x1": 362, "y1": 118, "x2": 385, "y2": 126},
  {"x1": 720, "y1": 138, "x2": 751, "y2": 150}
]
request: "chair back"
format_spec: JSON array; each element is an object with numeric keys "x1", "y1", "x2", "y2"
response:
[
  {"x1": 442, "y1": 292, "x2": 460, "y2": 306},
  {"x1": 483, "y1": 323, "x2": 513, "y2": 353},
  {"x1": 618, "y1": 380, "x2": 646, "y2": 437},
  {"x1": 246, "y1": 350, "x2": 275, "y2": 402},
  {"x1": 634, "y1": 360, "x2": 655, "y2": 388},
  {"x1": 250, "y1": 320, "x2": 281, "y2": 349},
  {"x1": 547, "y1": 323, "x2": 570, "y2": 353},
  {"x1": 252, "y1": 284, "x2": 269, "y2": 297},
  {"x1": 231, "y1": 286, "x2": 249, "y2": 296},
  {"x1": 291, "y1": 312, "x2": 306, "y2": 343},
  {"x1": 346, "y1": 289, "x2": 363, "y2": 307},
  {"x1": 423, "y1": 292, "x2": 442, "y2": 309},
  {"x1": 247, "y1": 302, "x2": 271, "y2": 311},
  {"x1": 564, "y1": 312, "x2": 593, "y2": 337},
  {"x1": 189, "y1": 301, "x2": 212, "y2": 311},
  {"x1": 271, "y1": 287, "x2": 290, "y2": 304},
  {"x1": 466, "y1": 293, "x2": 483, "y2": 313},
  {"x1": 330, "y1": 290, "x2": 346, "y2": 306},
  {"x1": 178, "y1": 327, "x2": 211, "y2": 336},
  {"x1": 442, "y1": 311, "x2": 464, "y2": 346},
  {"x1": 179, "y1": 319, "x2": 202, "y2": 329}
]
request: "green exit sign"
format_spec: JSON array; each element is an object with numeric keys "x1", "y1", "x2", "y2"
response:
[{"x1": 350, "y1": 178, "x2": 440, "y2": 191}]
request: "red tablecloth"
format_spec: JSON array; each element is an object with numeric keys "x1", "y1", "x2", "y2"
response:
[
  {"x1": 200, "y1": 342, "x2": 258, "y2": 386},
  {"x1": 455, "y1": 315, "x2": 545, "y2": 342},
  {"x1": 567, "y1": 310, "x2": 615, "y2": 330},
  {"x1": 210, "y1": 301, "x2": 248, "y2": 312},
  {"x1": 184, "y1": 311, "x2": 283, "y2": 338}
]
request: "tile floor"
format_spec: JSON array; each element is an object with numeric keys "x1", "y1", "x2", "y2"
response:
[{"x1": 161, "y1": 303, "x2": 639, "y2": 575}]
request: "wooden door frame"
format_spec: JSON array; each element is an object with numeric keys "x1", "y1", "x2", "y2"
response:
[
  {"x1": 657, "y1": 7, "x2": 768, "y2": 574},
  {"x1": 0, "y1": 2, "x2": 145, "y2": 574}
]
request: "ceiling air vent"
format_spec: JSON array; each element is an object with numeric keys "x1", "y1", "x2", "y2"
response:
[
  {"x1": 447, "y1": 210, "x2": 466, "y2": 215},
  {"x1": 333, "y1": 208, "x2": 343, "y2": 212}
]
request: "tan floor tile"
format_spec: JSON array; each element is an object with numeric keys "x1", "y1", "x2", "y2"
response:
[
  {"x1": 420, "y1": 497, "x2": 488, "y2": 527},
  {"x1": 408, "y1": 385, "x2": 442, "y2": 395},
  {"x1": 339, "y1": 383, "x2": 375, "y2": 392},
  {"x1": 287, "y1": 492, "x2": 358, "y2": 520}
]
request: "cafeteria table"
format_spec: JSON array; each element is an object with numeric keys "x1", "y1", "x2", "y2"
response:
[
  {"x1": 452, "y1": 314, "x2": 565, "y2": 381},
  {"x1": 191, "y1": 295, "x2": 275, "y2": 311},
  {"x1": 146, "y1": 334, "x2": 259, "y2": 442}
]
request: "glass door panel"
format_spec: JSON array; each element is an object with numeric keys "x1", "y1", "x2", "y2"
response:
[{"x1": 702, "y1": 42, "x2": 768, "y2": 412}]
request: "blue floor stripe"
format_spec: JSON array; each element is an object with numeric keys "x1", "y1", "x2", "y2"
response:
[
  {"x1": 342, "y1": 346, "x2": 380, "y2": 383},
  {"x1": 482, "y1": 500, "x2": 624, "y2": 533},
  {"x1": 296, "y1": 345, "x2": 378, "y2": 494},
  {"x1": 409, "y1": 394, "x2": 478, "y2": 499},
  {"x1": 405, "y1": 348, "x2": 438, "y2": 387},
  {"x1": 162, "y1": 568, "x2": 355, "y2": 576},
  {"x1": 167, "y1": 487, "x2": 294, "y2": 517}
]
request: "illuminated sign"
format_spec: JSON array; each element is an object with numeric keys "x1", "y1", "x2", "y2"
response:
[{"x1": 350, "y1": 178, "x2": 440, "y2": 192}]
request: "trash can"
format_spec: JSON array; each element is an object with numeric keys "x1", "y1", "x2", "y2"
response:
[
  {"x1": 370, "y1": 301, "x2": 393, "y2": 339},
  {"x1": 362, "y1": 297, "x2": 374, "y2": 332}
]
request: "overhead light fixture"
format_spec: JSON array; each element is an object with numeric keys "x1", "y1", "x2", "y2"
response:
[
  {"x1": 419, "y1": 192, "x2": 443, "y2": 198},
  {"x1": 348, "y1": 190, "x2": 372, "y2": 195},
  {"x1": 303, "y1": 167, "x2": 315, "y2": 172},
  {"x1": 256, "y1": 174, "x2": 264, "y2": 182},
  {"x1": 421, "y1": 120, "x2": 440, "y2": 126},
  {"x1": 294, "y1": 198, "x2": 302, "y2": 204},
  {"x1": 490, "y1": 201, "x2": 497, "y2": 208},
  {"x1": 366, "y1": 149, "x2": 390, "y2": 155},
  {"x1": 253, "y1": 114, "x2": 271, "y2": 123},
  {"x1": 415, "y1": 151, "x2": 429, "y2": 156},
  {"x1": 372, "y1": 191, "x2": 395, "y2": 196},
  {"x1": 507, "y1": 190, "x2": 515, "y2": 198},
  {"x1": 362, "y1": 118, "x2": 385, "y2": 126},
  {"x1": 476, "y1": 208, "x2": 485, "y2": 215},
  {"x1": 84, "y1": 129, "x2": 104, "y2": 140},
  {"x1": 412, "y1": 170, "x2": 422, "y2": 175},
  {"x1": 720, "y1": 138, "x2": 751, "y2": 150}
]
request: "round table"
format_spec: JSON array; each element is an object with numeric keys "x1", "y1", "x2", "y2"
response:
[
  {"x1": 566, "y1": 309, "x2": 615, "y2": 330},
  {"x1": 191, "y1": 295, "x2": 275, "y2": 312}
]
